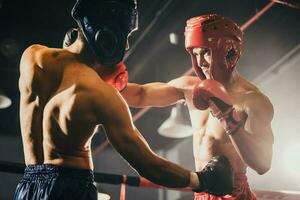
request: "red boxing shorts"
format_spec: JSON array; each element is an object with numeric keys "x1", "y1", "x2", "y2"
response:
[{"x1": 194, "y1": 173, "x2": 256, "y2": 200}]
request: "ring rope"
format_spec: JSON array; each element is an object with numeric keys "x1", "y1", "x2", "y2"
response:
[{"x1": 0, "y1": 161, "x2": 190, "y2": 192}]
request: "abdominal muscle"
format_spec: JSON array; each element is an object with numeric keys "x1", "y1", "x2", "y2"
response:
[{"x1": 193, "y1": 131, "x2": 247, "y2": 174}]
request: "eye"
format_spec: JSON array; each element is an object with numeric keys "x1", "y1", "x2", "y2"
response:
[
  {"x1": 192, "y1": 48, "x2": 201, "y2": 56},
  {"x1": 203, "y1": 50, "x2": 210, "y2": 57}
]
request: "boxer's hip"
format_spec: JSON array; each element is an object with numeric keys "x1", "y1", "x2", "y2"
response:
[{"x1": 14, "y1": 164, "x2": 97, "y2": 200}]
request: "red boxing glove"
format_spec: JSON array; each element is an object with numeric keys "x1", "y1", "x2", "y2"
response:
[
  {"x1": 100, "y1": 62, "x2": 129, "y2": 92},
  {"x1": 192, "y1": 80, "x2": 241, "y2": 135}
]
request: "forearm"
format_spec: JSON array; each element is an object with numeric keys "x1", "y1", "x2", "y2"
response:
[
  {"x1": 106, "y1": 127, "x2": 195, "y2": 188},
  {"x1": 119, "y1": 140, "x2": 192, "y2": 188},
  {"x1": 229, "y1": 127, "x2": 273, "y2": 174},
  {"x1": 122, "y1": 83, "x2": 184, "y2": 108},
  {"x1": 138, "y1": 154, "x2": 193, "y2": 188}
]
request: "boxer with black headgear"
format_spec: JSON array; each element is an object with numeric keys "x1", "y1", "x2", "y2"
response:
[
  {"x1": 14, "y1": 1, "x2": 235, "y2": 199},
  {"x1": 72, "y1": 0, "x2": 138, "y2": 66},
  {"x1": 122, "y1": 14, "x2": 274, "y2": 200},
  {"x1": 62, "y1": 28, "x2": 129, "y2": 92}
]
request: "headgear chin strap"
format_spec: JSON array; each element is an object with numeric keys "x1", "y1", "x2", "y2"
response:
[
  {"x1": 71, "y1": 0, "x2": 138, "y2": 66},
  {"x1": 185, "y1": 14, "x2": 243, "y2": 83}
]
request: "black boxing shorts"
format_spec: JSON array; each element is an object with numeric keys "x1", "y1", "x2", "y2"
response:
[{"x1": 13, "y1": 164, "x2": 97, "y2": 200}]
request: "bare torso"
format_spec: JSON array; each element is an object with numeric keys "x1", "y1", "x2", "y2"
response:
[
  {"x1": 182, "y1": 78, "x2": 257, "y2": 173},
  {"x1": 19, "y1": 45, "x2": 103, "y2": 170}
]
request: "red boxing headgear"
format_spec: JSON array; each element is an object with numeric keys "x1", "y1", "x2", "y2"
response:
[{"x1": 185, "y1": 14, "x2": 243, "y2": 82}]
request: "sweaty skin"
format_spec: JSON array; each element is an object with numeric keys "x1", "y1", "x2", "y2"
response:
[
  {"x1": 18, "y1": 42, "x2": 201, "y2": 189},
  {"x1": 121, "y1": 72, "x2": 274, "y2": 175}
]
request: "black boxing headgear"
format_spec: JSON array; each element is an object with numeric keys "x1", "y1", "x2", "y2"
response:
[{"x1": 71, "y1": 0, "x2": 138, "y2": 66}]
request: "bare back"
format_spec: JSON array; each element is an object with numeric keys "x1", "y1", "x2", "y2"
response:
[{"x1": 19, "y1": 45, "x2": 104, "y2": 170}]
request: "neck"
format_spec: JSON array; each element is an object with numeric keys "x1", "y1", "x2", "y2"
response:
[
  {"x1": 222, "y1": 70, "x2": 240, "y2": 91},
  {"x1": 66, "y1": 39, "x2": 98, "y2": 67}
]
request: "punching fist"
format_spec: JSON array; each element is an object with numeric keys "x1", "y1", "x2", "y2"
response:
[
  {"x1": 194, "y1": 155, "x2": 234, "y2": 195},
  {"x1": 192, "y1": 79, "x2": 241, "y2": 134},
  {"x1": 99, "y1": 62, "x2": 129, "y2": 92}
]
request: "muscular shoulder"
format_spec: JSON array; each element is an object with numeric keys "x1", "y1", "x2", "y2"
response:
[
  {"x1": 90, "y1": 81, "x2": 131, "y2": 124},
  {"x1": 168, "y1": 75, "x2": 200, "y2": 90},
  {"x1": 21, "y1": 45, "x2": 44, "y2": 68},
  {"x1": 20, "y1": 44, "x2": 55, "y2": 78},
  {"x1": 21, "y1": 44, "x2": 65, "y2": 70},
  {"x1": 19, "y1": 45, "x2": 46, "y2": 91},
  {"x1": 19, "y1": 45, "x2": 66, "y2": 95}
]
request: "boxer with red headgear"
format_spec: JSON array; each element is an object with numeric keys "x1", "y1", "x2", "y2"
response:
[
  {"x1": 185, "y1": 14, "x2": 243, "y2": 82},
  {"x1": 122, "y1": 14, "x2": 274, "y2": 200},
  {"x1": 14, "y1": 1, "x2": 236, "y2": 199}
]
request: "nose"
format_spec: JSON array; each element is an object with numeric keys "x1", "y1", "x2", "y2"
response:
[{"x1": 197, "y1": 54, "x2": 209, "y2": 68}]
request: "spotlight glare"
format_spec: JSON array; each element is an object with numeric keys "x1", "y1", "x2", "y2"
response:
[
  {"x1": 0, "y1": 94, "x2": 12, "y2": 109},
  {"x1": 283, "y1": 145, "x2": 300, "y2": 173}
]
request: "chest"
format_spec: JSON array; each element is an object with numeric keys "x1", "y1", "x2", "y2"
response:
[{"x1": 186, "y1": 94, "x2": 246, "y2": 142}]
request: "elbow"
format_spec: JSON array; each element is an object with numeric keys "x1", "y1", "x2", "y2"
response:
[
  {"x1": 254, "y1": 160, "x2": 272, "y2": 175},
  {"x1": 250, "y1": 146, "x2": 273, "y2": 175},
  {"x1": 256, "y1": 165, "x2": 270, "y2": 175},
  {"x1": 244, "y1": 154, "x2": 272, "y2": 175},
  {"x1": 257, "y1": 150, "x2": 273, "y2": 175}
]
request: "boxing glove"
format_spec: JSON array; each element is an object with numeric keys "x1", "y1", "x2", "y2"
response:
[
  {"x1": 192, "y1": 79, "x2": 241, "y2": 135},
  {"x1": 99, "y1": 62, "x2": 128, "y2": 92},
  {"x1": 194, "y1": 155, "x2": 234, "y2": 195}
]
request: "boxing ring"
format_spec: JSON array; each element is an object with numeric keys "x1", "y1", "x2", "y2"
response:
[
  {"x1": 92, "y1": 0, "x2": 294, "y2": 156},
  {"x1": 0, "y1": 0, "x2": 299, "y2": 199},
  {"x1": 1, "y1": 160, "x2": 300, "y2": 200}
]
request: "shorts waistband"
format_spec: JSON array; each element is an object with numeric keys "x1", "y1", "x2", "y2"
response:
[{"x1": 23, "y1": 164, "x2": 94, "y2": 181}]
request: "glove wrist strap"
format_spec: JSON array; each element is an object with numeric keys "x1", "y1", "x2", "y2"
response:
[
  {"x1": 223, "y1": 108, "x2": 242, "y2": 135},
  {"x1": 192, "y1": 171, "x2": 206, "y2": 192}
]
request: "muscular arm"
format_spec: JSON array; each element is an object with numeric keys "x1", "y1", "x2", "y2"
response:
[
  {"x1": 230, "y1": 94, "x2": 274, "y2": 174},
  {"x1": 121, "y1": 76, "x2": 199, "y2": 108},
  {"x1": 93, "y1": 84, "x2": 197, "y2": 188},
  {"x1": 19, "y1": 45, "x2": 47, "y2": 164},
  {"x1": 121, "y1": 82, "x2": 184, "y2": 108}
]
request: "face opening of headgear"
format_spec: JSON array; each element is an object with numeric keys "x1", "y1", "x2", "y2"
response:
[
  {"x1": 71, "y1": 0, "x2": 138, "y2": 67},
  {"x1": 184, "y1": 14, "x2": 243, "y2": 83}
]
